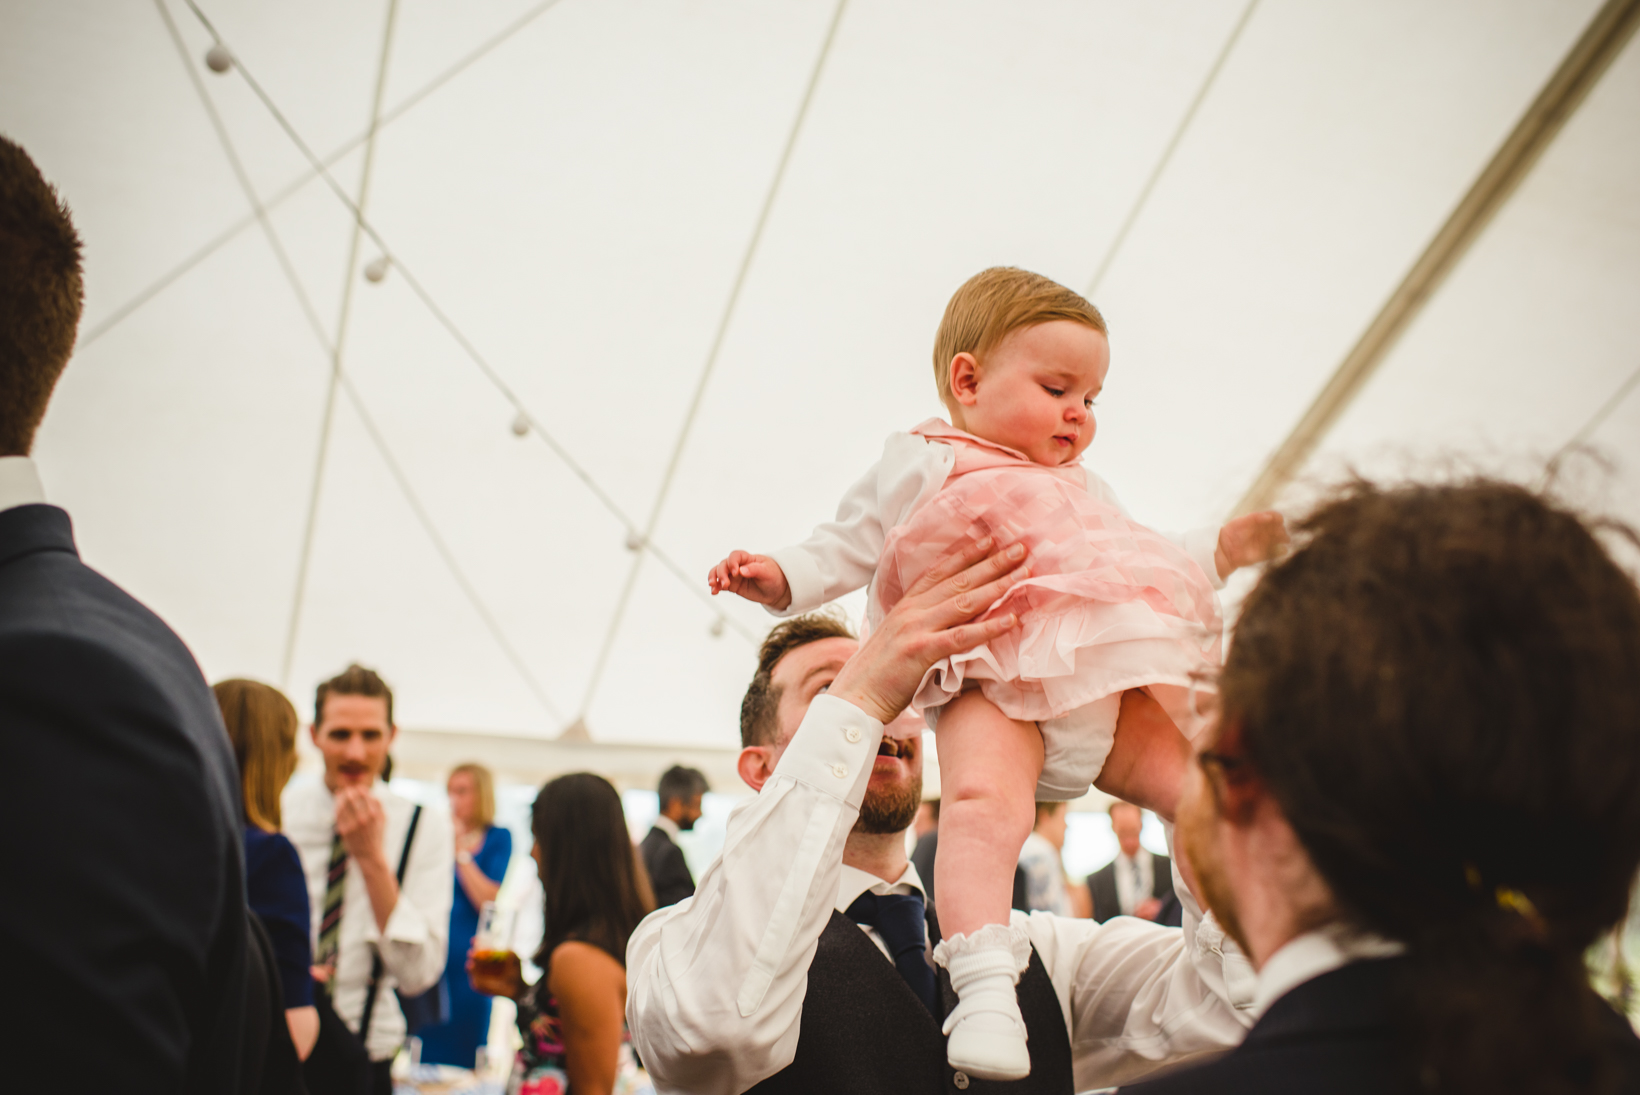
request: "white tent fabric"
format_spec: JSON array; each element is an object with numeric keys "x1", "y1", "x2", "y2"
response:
[{"x1": 4, "y1": 0, "x2": 1637, "y2": 757}]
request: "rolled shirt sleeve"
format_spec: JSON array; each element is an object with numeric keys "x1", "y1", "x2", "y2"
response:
[
  {"x1": 365, "y1": 799, "x2": 453, "y2": 998},
  {"x1": 1025, "y1": 835, "x2": 1256, "y2": 1090},
  {"x1": 767, "y1": 433, "x2": 953, "y2": 617},
  {"x1": 627, "y1": 695, "x2": 885, "y2": 1095}
]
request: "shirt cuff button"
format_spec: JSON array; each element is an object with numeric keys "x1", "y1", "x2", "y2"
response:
[
  {"x1": 844, "y1": 726, "x2": 862, "y2": 743},
  {"x1": 831, "y1": 764, "x2": 848, "y2": 779}
]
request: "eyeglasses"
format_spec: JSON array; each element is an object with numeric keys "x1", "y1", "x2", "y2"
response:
[{"x1": 1196, "y1": 749, "x2": 1246, "y2": 776}]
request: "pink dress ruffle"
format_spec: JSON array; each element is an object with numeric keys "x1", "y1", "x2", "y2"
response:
[{"x1": 868, "y1": 420, "x2": 1221, "y2": 728}]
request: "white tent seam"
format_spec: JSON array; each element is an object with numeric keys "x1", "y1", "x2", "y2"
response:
[
  {"x1": 575, "y1": 0, "x2": 852, "y2": 721},
  {"x1": 179, "y1": 0, "x2": 759, "y2": 654}
]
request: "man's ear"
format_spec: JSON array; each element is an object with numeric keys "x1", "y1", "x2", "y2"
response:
[
  {"x1": 948, "y1": 353, "x2": 981, "y2": 407},
  {"x1": 386, "y1": 723, "x2": 399, "y2": 748},
  {"x1": 738, "y1": 746, "x2": 774, "y2": 793},
  {"x1": 309, "y1": 723, "x2": 321, "y2": 746}
]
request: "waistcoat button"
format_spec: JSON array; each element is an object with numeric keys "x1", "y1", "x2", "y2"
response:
[{"x1": 953, "y1": 1071, "x2": 970, "y2": 1090}]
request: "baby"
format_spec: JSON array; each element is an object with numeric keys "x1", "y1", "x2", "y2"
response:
[{"x1": 709, "y1": 267, "x2": 1286, "y2": 1080}]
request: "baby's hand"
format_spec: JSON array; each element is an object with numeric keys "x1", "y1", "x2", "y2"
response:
[
  {"x1": 1214, "y1": 511, "x2": 1290, "y2": 578},
  {"x1": 708, "y1": 550, "x2": 792, "y2": 610}
]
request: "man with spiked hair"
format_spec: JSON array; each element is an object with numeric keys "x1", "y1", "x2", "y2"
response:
[{"x1": 0, "y1": 135, "x2": 250, "y2": 1089}]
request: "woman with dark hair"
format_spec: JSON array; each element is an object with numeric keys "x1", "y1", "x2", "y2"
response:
[
  {"x1": 470, "y1": 772, "x2": 654, "y2": 1095},
  {"x1": 1121, "y1": 479, "x2": 1640, "y2": 1095}
]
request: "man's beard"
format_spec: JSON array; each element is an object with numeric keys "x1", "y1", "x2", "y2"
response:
[
  {"x1": 1176, "y1": 782, "x2": 1249, "y2": 954},
  {"x1": 854, "y1": 771, "x2": 923, "y2": 834}
]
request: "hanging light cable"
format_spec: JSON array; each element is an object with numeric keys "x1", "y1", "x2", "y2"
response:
[
  {"x1": 154, "y1": 0, "x2": 569, "y2": 722},
  {"x1": 178, "y1": 0, "x2": 759, "y2": 645}
]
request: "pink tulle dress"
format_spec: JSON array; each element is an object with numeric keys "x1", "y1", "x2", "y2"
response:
[{"x1": 867, "y1": 420, "x2": 1222, "y2": 799}]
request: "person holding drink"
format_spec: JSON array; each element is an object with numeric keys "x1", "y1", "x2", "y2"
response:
[
  {"x1": 419, "y1": 763, "x2": 514, "y2": 1067},
  {"x1": 469, "y1": 773, "x2": 654, "y2": 1095}
]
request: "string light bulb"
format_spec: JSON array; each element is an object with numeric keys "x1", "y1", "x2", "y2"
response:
[
  {"x1": 624, "y1": 531, "x2": 645, "y2": 552},
  {"x1": 510, "y1": 411, "x2": 529, "y2": 438},
  {"x1": 709, "y1": 616, "x2": 726, "y2": 638},
  {"x1": 363, "y1": 256, "x2": 389, "y2": 283},
  {"x1": 205, "y1": 43, "x2": 232, "y2": 73}
]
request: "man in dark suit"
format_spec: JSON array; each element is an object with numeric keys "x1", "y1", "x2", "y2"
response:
[
  {"x1": 0, "y1": 136, "x2": 248, "y2": 1090},
  {"x1": 641, "y1": 764, "x2": 708, "y2": 908},
  {"x1": 1087, "y1": 801, "x2": 1177, "y2": 925},
  {"x1": 1121, "y1": 483, "x2": 1640, "y2": 1093}
]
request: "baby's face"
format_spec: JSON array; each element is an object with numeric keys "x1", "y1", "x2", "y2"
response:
[{"x1": 956, "y1": 320, "x2": 1109, "y2": 466}]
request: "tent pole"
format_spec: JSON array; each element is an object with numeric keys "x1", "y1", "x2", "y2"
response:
[{"x1": 1232, "y1": 0, "x2": 1640, "y2": 518}]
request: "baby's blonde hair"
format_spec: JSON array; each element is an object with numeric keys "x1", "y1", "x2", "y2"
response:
[{"x1": 932, "y1": 267, "x2": 1107, "y2": 411}]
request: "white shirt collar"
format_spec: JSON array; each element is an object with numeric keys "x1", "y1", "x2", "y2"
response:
[
  {"x1": 836, "y1": 861, "x2": 926, "y2": 912},
  {"x1": 1252, "y1": 922, "x2": 1406, "y2": 1018},
  {"x1": 652, "y1": 814, "x2": 681, "y2": 842},
  {"x1": 0, "y1": 457, "x2": 46, "y2": 514}
]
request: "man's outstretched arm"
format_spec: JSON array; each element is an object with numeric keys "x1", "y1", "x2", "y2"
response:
[
  {"x1": 1030, "y1": 691, "x2": 1257, "y2": 1090},
  {"x1": 627, "y1": 538, "x2": 1028, "y2": 1095}
]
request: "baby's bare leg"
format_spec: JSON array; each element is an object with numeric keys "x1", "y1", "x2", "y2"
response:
[
  {"x1": 930, "y1": 688, "x2": 1044, "y2": 1080},
  {"x1": 932, "y1": 688, "x2": 1044, "y2": 939}
]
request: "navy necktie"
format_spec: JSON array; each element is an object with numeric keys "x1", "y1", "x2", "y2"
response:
[{"x1": 846, "y1": 889, "x2": 940, "y2": 1018}]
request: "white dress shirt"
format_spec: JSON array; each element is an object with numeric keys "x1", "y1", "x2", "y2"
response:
[
  {"x1": 838, "y1": 860, "x2": 929, "y2": 963},
  {"x1": 0, "y1": 456, "x2": 47, "y2": 514},
  {"x1": 767, "y1": 429, "x2": 1224, "y2": 619},
  {"x1": 1114, "y1": 849, "x2": 1156, "y2": 917},
  {"x1": 651, "y1": 813, "x2": 681, "y2": 842},
  {"x1": 1018, "y1": 831, "x2": 1073, "y2": 916},
  {"x1": 626, "y1": 695, "x2": 1257, "y2": 1095},
  {"x1": 283, "y1": 778, "x2": 455, "y2": 1061}
]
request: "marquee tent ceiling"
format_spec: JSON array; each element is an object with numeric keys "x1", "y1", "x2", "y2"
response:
[{"x1": 5, "y1": 0, "x2": 1637, "y2": 753}]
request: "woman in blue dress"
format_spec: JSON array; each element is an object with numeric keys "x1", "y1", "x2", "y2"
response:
[
  {"x1": 419, "y1": 762, "x2": 513, "y2": 1066},
  {"x1": 214, "y1": 679, "x2": 318, "y2": 1062}
]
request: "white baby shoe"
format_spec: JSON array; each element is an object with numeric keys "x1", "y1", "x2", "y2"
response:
[{"x1": 933, "y1": 922, "x2": 1033, "y2": 1081}]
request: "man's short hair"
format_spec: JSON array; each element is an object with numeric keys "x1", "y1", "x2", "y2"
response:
[
  {"x1": 740, "y1": 611, "x2": 856, "y2": 748},
  {"x1": 0, "y1": 136, "x2": 84, "y2": 456},
  {"x1": 932, "y1": 266, "x2": 1106, "y2": 413},
  {"x1": 314, "y1": 663, "x2": 395, "y2": 727},
  {"x1": 657, "y1": 765, "x2": 708, "y2": 810}
]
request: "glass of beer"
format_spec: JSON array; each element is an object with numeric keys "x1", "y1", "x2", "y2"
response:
[{"x1": 471, "y1": 901, "x2": 516, "y2": 972}]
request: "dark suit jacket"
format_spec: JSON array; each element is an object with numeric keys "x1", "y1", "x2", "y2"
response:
[
  {"x1": 641, "y1": 824, "x2": 696, "y2": 908},
  {"x1": 1089, "y1": 852, "x2": 1177, "y2": 924},
  {"x1": 1119, "y1": 956, "x2": 1640, "y2": 1094},
  {"x1": 0, "y1": 504, "x2": 248, "y2": 1091}
]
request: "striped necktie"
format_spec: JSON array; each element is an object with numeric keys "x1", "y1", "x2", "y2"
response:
[{"x1": 317, "y1": 828, "x2": 348, "y2": 993}]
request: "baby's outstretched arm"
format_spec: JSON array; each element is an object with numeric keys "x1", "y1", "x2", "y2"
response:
[
  {"x1": 1213, "y1": 510, "x2": 1290, "y2": 579},
  {"x1": 707, "y1": 550, "x2": 792, "y2": 610}
]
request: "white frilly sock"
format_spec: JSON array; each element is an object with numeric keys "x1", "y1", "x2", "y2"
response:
[{"x1": 932, "y1": 921, "x2": 1033, "y2": 1081}]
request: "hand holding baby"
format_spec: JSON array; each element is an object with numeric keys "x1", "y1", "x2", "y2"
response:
[
  {"x1": 708, "y1": 549, "x2": 792, "y2": 610},
  {"x1": 1213, "y1": 510, "x2": 1290, "y2": 579}
]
